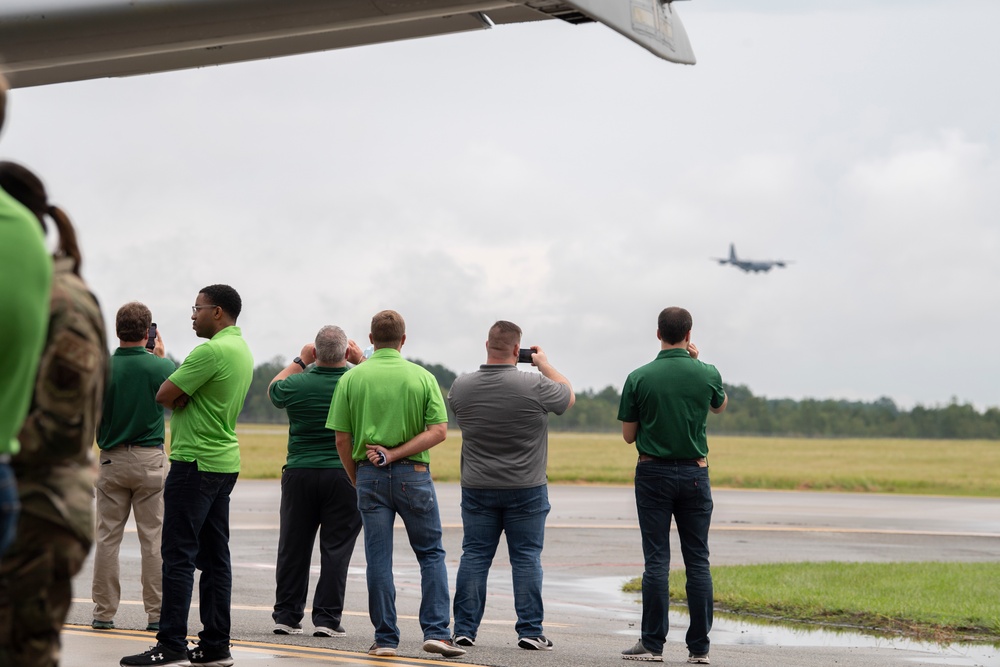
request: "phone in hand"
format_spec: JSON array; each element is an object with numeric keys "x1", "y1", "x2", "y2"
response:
[
  {"x1": 517, "y1": 348, "x2": 534, "y2": 364},
  {"x1": 146, "y1": 323, "x2": 157, "y2": 350}
]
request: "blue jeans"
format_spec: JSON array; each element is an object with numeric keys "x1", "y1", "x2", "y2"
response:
[
  {"x1": 453, "y1": 484, "x2": 550, "y2": 639},
  {"x1": 356, "y1": 461, "x2": 450, "y2": 647},
  {"x1": 157, "y1": 460, "x2": 238, "y2": 652},
  {"x1": 0, "y1": 462, "x2": 18, "y2": 558},
  {"x1": 634, "y1": 461, "x2": 713, "y2": 656}
]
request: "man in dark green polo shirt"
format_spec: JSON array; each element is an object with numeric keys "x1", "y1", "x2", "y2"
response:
[
  {"x1": 121, "y1": 285, "x2": 253, "y2": 667},
  {"x1": 268, "y1": 325, "x2": 364, "y2": 638},
  {"x1": 618, "y1": 307, "x2": 727, "y2": 665},
  {"x1": 92, "y1": 302, "x2": 176, "y2": 632}
]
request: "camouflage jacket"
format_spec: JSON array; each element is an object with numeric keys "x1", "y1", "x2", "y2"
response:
[{"x1": 14, "y1": 257, "x2": 108, "y2": 544}]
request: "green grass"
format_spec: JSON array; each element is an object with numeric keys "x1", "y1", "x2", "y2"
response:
[
  {"x1": 623, "y1": 562, "x2": 1000, "y2": 644},
  {"x1": 234, "y1": 426, "x2": 1000, "y2": 497}
]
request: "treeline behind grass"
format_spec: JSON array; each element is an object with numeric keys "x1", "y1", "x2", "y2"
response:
[{"x1": 237, "y1": 357, "x2": 1000, "y2": 439}]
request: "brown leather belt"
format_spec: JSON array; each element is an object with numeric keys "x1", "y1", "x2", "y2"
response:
[{"x1": 638, "y1": 454, "x2": 706, "y2": 466}]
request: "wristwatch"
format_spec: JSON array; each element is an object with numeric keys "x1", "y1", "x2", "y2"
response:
[{"x1": 293, "y1": 357, "x2": 306, "y2": 370}]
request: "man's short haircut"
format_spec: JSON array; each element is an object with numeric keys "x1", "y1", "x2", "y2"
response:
[
  {"x1": 116, "y1": 301, "x2": 152, "y2": 343},
  {"x1": 658, "y1": 307, "x2": 693, "y2": 345},
  {"x1": 370, "y1": 310, "x2": 405, "y2": 347},
  {"x1": 487, "y1": 320, "x2": 522, "y2": 354},
  {"x1": 199, "y1": 284, "x2": 242, "y2": 321},
  {"x1": 315, "y1": 325, "x2": 347, "y2": 364}
]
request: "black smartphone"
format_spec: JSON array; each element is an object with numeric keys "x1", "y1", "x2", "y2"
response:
[
  {"x1": 517, "y1": 348, "x2": 534, "y2": 364},
  {"x1": 146, "y1": 323, "x2": 157, "y2": 350}
]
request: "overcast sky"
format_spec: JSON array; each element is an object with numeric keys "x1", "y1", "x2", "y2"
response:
[{"x1": 3, "y1": 0, "x2": 998, "y2": 409}]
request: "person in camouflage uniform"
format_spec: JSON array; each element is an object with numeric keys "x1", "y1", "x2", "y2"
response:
[{"x1": 0, "y1": 161, "x2": 108, "y2": 667}]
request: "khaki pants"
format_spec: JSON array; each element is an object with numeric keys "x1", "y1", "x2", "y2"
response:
[
  {"x1": 0, "y1": 516, "x2": 88, "y2": 667},
  {"x1": 91, "y1": 446, "x2": 166, "y2": 624}
]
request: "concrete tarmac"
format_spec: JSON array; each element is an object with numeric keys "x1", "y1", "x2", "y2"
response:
[{"x1": 63, "y1": 481, "x2": 1000, "y2": 667}]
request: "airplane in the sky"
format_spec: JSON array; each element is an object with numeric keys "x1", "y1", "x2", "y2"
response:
[
  {"x1": 0, "y1": 0, "x2": 696, "y2": 89},
  {"x1": 712, "y1": 244, "x2": 792, "y2": 273}
]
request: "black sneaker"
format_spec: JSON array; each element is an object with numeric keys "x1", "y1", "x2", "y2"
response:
[
  {"x1": 313, "y1": 625, "x2": 347, "y2": 637},
  {"x1": 518, "y1": 636, "x2": 554, "y2": 651},
  {"x1": 453, "y1": 635, "x2": 475, "y2": 647},
  {"x1": 188, "y1": 643, "x2": 234, "y2": 667},
  {"x1": 92, "y1": 619, "x2": 115, "y2": 630},
  {"x1": 120, "y1": 644, "x2": 191, "y2": 666},
  {"x1": 273, "y1": 623, "x2": 303, "y2": 635}
]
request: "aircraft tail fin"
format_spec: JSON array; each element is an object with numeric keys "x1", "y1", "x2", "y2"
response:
[{"x1": 729, "y1": 243, "x2": 737, "y2": 262}]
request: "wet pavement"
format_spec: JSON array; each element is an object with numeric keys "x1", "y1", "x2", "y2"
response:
[{"x1": 63, "y1": 481, "x2": 1000, "y2": 666}]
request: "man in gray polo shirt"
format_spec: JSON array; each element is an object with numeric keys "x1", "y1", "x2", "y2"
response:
[{"x1": 447, "y1": 320, "x2": 574, "y2": 652}]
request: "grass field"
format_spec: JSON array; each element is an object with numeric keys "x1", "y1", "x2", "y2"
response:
[
  {"x1": 623, "y1": 562, "x2": 1000, "y2": 644},
  {"x1": 235, "y1": 426, "x2": 1000, "y2": 497}
]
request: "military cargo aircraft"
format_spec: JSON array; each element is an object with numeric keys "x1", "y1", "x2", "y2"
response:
[
  {"x1": 713, "y1": 244, "x2": 792, "y2": 273},
  {"x1": 0, "y1": 0, "x2": 695, "y2": 89}
]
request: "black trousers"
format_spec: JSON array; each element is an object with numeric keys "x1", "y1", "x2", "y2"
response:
[{"x1": 272, "y1": 467, "x2": 362, "y2": 628}]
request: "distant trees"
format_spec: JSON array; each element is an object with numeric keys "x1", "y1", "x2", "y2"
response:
[{"x1": 233, "y1": 357, "x2": 1000, "y2": 439}]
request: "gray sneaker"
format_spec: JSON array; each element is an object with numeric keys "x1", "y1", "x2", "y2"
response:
[
  {"x1": 688, "y1": 654, "x2": 710, "y2": 664},
  {"x1": 422, "y1": 638, "x2": 467, "y2": 658},
  {"x1": 621, "y1": 640, "x2": 663, "y2": 662}
]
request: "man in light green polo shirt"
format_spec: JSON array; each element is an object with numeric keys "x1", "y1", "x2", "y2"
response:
[
  {"x1": 121, "y1": 285, "x2": 252, "y2": 667},
  {"x1": 0, "y1": 74, "x2": 53, "y2": 559},
  {"x1": 328, "y1": 310, "x2": 464, "y2": 659}
]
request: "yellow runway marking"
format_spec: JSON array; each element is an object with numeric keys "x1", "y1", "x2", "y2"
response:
[{"x1": 65, "y1": 626, "x2": 487, "y2": 665}]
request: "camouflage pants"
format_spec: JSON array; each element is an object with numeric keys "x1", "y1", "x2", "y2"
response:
[{"x1": 0, "y1": 516, "x2": 89, "y2": 667}]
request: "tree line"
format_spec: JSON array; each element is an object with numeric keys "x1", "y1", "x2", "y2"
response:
[{"x1": 236, "y1": 357, "x2": 1000, "y2": 439}]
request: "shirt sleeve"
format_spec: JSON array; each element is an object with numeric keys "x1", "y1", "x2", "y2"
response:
[
  {"x1": 707, "y1": 365, "x2": 726, "y2": 410},
  {"x1": 618, "y1": 374, "x2": 639, "y2": 422},
  {"x1": 424, "y1": 375, "x2": 449, "y2": 426},
  {"x1": 168, "y1": 343, "x2": 217, "y2": 396},
  {"x1": 536, "y1": 375, "x2": 572, "y2": 416},
  {"x1": 326, "y1": 374, "x2": 352, "y2": 433},
  {"x1": 269, "y1": 377, "x2": 290, "y2": 409}
]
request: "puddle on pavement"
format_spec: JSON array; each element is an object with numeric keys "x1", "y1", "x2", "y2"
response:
[
  {"x1": 704, "y1": 611, "x2": 998, "y2": 666},
  {"x1": 576, "y1": 575, "x2": 998, "y2": 666}
]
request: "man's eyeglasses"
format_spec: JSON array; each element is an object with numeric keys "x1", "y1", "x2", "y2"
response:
[{"x1": 191, "y1": 305, "x2": 218, "y2": 314}]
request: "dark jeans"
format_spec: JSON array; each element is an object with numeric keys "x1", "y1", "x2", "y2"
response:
[
  {"x1": 273, "y1": 467, "x2": 362, "y2": 628},
  {"x1": 157, "y1": 460, "x2": 238, "y2": 652},
  {"x1": 0, "y1": 463, "x2": 18, "y2": 558},
  {"x1": 453, "y1": 484, "x2": 550, "y2": 639},
  {"x1": 634, "y1": 461, "x2": 713, "y2": 656}
]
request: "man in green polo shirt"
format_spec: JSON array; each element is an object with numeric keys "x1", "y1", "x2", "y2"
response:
[
  {"x1": 0, "y1": 74, "x2": 53, "y2": 559},
  {"x1": 121, "y1": 285, "x2": 253, "y2": 667},
  {"x1": 92, "y1": 302, "x2": 176, "y2": 632},
  {"x1": 268, "y1": 325, "x2": 364, "y2": 638},
  {"x1": 618, "y1": 307, "x2": 727, "y2": 666},
  {"x1": 328, "y1": 309, "x2": 464, "y2": 659}
]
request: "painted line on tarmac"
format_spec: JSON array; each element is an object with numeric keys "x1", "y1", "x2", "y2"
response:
[
  {"x1": 543, "y1": 523, "x2": 1000, "y2": 538},
  {"x1": 64, "y1": 626, "x2": 485, "y2": 665},
  {"x1": 69, "y1": 600, "x2": 574, "y2": 628}
]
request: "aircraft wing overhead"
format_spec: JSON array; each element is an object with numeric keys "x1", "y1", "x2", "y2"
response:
[{"x1": 0, "y1": 0, "x2": 695, "y2": 88}]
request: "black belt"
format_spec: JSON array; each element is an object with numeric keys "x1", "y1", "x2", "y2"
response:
[{"x1": 638, "y1": 454, "x2": 705, "y2": 466}]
